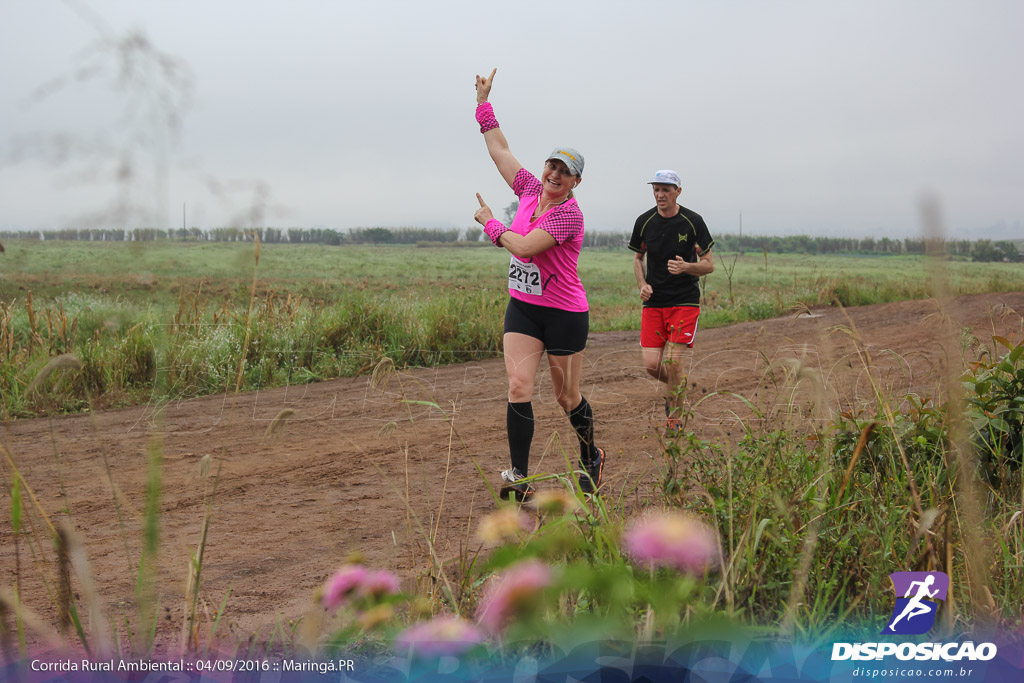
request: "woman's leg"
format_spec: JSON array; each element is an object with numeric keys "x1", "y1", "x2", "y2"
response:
[
  {"x1": 503, "y1": 332, "x2": 545, "y2": 476},
  {"x1": 547, "y1": 351, "x2": 584, "y2": 414},
  {"x1": 549, "y1": 352, "x2": 604, "y2": 492},
  {"x1": 548, "y1": 351, "x2": 594, "y2": 460}
]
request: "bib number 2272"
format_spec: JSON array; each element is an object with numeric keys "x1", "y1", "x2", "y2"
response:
[{"x1": 508, "y1": 257, "x2": 542, "y2": 296}]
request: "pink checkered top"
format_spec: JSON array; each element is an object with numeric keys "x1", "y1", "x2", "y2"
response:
[{"x1": 507, "y1": 168, "x2": 588, "y2": 312}]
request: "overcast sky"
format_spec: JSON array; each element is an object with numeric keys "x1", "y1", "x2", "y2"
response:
[{"x1": 1, "y1": 1, "x2": 1021, "y2": 239}]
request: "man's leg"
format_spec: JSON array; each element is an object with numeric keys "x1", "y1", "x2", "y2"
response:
[
  {"x1": 662, "y1": 342, "x2": 693, "y2": 419},
  {"x1": 661, "y1": 306, "x2": 700, "y2": 422},
  {"x1": 640, "y1": 306, "x2": 667, "y2": 382},
  {"x1": 642, "y1": 346, "x2": 668, "y2": 382},
  {"x1": 641, "y1": 307, "x2": 672, "y2": 427}
]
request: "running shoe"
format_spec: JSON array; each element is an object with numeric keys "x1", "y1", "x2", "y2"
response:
[
  {"x1": 664, "y1": 417, "x2": 683, "y2": 435},
  {"x1": 578, "y1": 447, "x2": 605, "y2": 495},
  {"x1": 500, "y1": 468, "x2": 535, "y2": 502},
  {"x1": 664, "y1": 399, "x2": 683, "y2": 434}
]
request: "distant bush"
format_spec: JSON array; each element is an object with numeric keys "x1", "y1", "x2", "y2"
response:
[{"x1": 971, "y1": 239, "x2": 1021, "y2": 263}]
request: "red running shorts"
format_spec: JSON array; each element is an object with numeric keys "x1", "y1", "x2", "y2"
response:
[{"x1": 640, "y1": 306, "x2": 700, "y2": 349}]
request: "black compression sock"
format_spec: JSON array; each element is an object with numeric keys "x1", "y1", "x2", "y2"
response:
[
  {"x1": 567, "y1": 397, "x2": 598, "y2": 463},
  {"x1": 507, "y1": 401, "x2": 534, "y2": 475}
]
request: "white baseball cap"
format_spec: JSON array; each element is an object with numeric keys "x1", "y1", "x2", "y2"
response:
[{"x1": 648, "y1": 170, "x2": 681, "y2": 188}]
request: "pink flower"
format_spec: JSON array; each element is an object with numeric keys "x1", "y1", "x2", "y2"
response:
[
  {"x1": 361, "y1": 569, "x2": 401, "y2": 598},
  {"x1": 395, "y1": 616, "x2": 486, "y2": 657},
  {"x1": 322, "y1": 565, "x2": 402, "y2": 611},
  {"x1": 323, "y1": 564, "x2": 369, "y2": 611},
  {"x1": 475, "y1": 560, "x2": 552, "y2": 633},
  {"x1": 624, "y1": 512, "x2": 720, "y2": 575}
]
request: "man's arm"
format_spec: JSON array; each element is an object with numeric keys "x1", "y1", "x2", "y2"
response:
[
  {"x1": 667, "y1": 249, "x2": 714, "y2": 276},
  {"x1": 634, "y1": 251, "x2": 652, "y2": 301}
]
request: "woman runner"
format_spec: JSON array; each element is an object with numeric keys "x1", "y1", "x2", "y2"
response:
[{"x1": 471, "y1": 68, "x2": 605, "y2": 500}]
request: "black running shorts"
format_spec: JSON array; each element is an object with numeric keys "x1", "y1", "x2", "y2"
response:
[{"x1": 503, "y1": 297, "x2": 589, "y2": 356}]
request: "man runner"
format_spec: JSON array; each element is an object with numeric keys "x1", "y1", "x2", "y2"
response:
[{"x1": 629, "y1": 170, "x2": 715, "y2": 431}]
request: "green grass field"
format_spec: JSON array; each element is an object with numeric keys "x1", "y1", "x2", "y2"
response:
[
  {"x1": 2, "y1": 238, "x2": 1024, "y2": 418},
  {"x1": 4, "y1": 239, "x2": 1024, "y2": 325}
]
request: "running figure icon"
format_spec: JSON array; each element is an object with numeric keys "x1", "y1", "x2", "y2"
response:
[{"x1": 887, "y1": 574, "x2": 939, "y2": 631}]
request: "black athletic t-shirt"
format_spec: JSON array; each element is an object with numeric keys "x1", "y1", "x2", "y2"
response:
[{"x1": 629, "y1": 205, "x2": 714, "y2": 308}]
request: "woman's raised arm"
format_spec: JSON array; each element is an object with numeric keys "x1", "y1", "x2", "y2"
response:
[{"x1": 476, "y1": 68, "x2": 523, "y2": 190}]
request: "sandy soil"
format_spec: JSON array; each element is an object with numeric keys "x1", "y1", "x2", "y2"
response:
[{"x1": 2, "y1": 292, "x2": 1022, "y2": 651}]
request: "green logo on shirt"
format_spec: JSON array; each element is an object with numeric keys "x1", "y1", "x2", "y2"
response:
[{"x1": 679, "y1": 233, "x2": 689, "y2": 243}]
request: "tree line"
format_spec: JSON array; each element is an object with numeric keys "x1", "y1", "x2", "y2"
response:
[
  {"x1": 0, "y1": 227, "x2": 1018, "y2": 261},
  {"x1": 714, "y1": 234, "x2": 1021, "y2": 261}
]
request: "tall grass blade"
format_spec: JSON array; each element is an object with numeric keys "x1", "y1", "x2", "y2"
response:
[
  {"x1": 26, "y1": 353, "x2": 82, "y2": 396},
  {"x1": 921, "y1": 195, "x2": 992, "y2": 626},
  {"x1": 837, "y1": 422, "x2": 875, "y2": 501},
  {"x1": 7, "y1": 474, "x2": 27, "y2": 656},
  {"x1": 181, "y1": 460, "x2": 221, "y2": 653},
  {"x1": 0, "y1": 591, "x2": 64, "y2": 652},
  {"x1": 262, "y1": 408, "x2": 295, "y2": 442},
  {"x1": 207, "y1": 589, "x2": 232, "y2": 655},
  {"x1": 134, "y1": 434, "x2": 163, "y2": 654},
  {"x1": 430, "y1": 405, "x2": 457, "y2": 547},
  {"x1": 60, "y1": 520, "x2": 114, "y2": 657},
  {"x1": 0, "y1": 591, "x2": 12, "y2": 662},
  {"x1": 233, "y1": 233, "x2": 261, "y2": 395},
  {"x1": 55, "y1": 525, "x2": 72, "y2": 636}
]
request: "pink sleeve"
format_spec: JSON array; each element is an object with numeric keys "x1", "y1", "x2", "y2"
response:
[
  {"x1": 512, "y1": 168, "x2": 542, "y2": 198},
  {"x1": 538, "y1": 206, "x2": 584, "y2": 245}
]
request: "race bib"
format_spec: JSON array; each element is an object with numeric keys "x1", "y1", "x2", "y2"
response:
[{"x1": 508, "y1": 256, "x2": 543, "y2": 296}]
